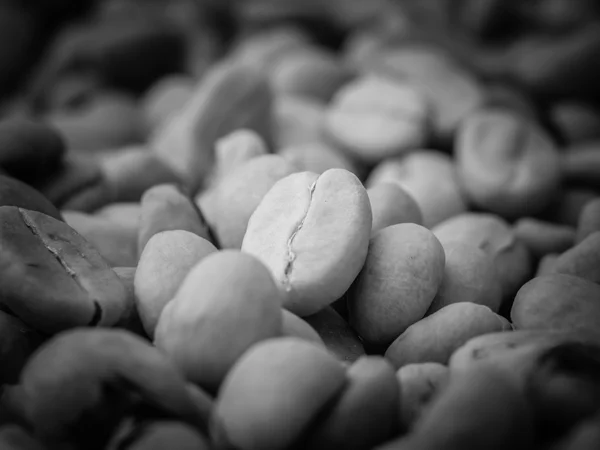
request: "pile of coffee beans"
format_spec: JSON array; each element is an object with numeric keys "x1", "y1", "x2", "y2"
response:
[{"x1": 0, "y1": 0, "x2": 600, "y2": 449}]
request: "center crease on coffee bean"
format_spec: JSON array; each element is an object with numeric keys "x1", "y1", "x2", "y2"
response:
[
  {"x1": 18, "y1": 208, "x2": 79, "y2": 279},
  {"x1": 283, "y1": 178, "x2": 318, "y2": 292}
]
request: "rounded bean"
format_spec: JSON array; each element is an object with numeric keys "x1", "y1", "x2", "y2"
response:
[
  {"x1": 135, "y1": 230, "x2": 217, "y2": 338},
  {"x1": 367, "y1": 151, "x2": 467, "y2": 228},
  {"x1": 427, "y1": 241, "x2": 503, "y2": 315},
  {"x1": 210, "y1": 337, "x2": 346, "y2": 450},
  {"x1": 138, "y1": 184, "x2": 213, "y2": 255},
  {"x1": 154, "y1": 251, "x2": 283, "y2": 392},
  {"x1": 325, "y1": 75, "x2": 429, "y2": 164},
  {"x1": 456, "y1": 107, "x2": 562, "y2": 219},
  {"x1": 367, "y1": 183, "x2": 423, "y2": 234},
  {"x1": 512, "y1": 274, "x2": 600, "y2": 333},
  {"x1": 269, "y1": 47, "x2": 354, "y2": 103},
  {"x1": 348, "y1": 223, "x2": 445, "y2": 347},
  {"x1": 242, "y1": 169, "x2": 372, "y2": 316},
  {"x1": 373, "y1": 46, "x2": 485, "y2": 141},
  {"x1": 432, "y1": 213, "x2": 533, "y2": 300},
  {"x1": 385, "y1": 303, "x2": 511, "y2": 368},
  {"x1": 212, "y1": 129, "x2": 269, "y2": 184}
]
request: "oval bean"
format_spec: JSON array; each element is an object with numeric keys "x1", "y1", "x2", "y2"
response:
[{"x1": 242, "y1": 168, "x2": 372, "y2": 316}]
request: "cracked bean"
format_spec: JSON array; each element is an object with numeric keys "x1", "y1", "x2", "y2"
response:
[{"x1": 242, "y1": 168, "x2": 372, "y2": 316}]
